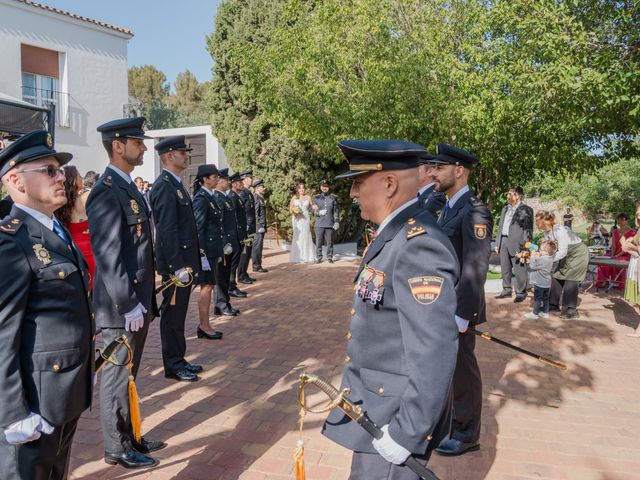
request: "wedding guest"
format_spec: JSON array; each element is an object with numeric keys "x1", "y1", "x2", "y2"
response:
[
  {"x1": 621, "y1": 204, "x2": 640, "y2": 338},
  {"x1": 524, "y1": 240, "x2": 557, "y2": 319},
  {"x1": 535, "y1": 210, "x2": 589, "y2": 319},
  {"x1": 595, "y1": 212, "x2": 635, "y2": 289},
  {"x1": 83, "y1": 170, "x2": 99, "y2": 190},
  {"x1": 56, "y1": 165, "x2": 95, "y2": 289}
]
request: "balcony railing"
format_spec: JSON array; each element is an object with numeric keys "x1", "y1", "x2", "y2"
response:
[{"x1": 21, "y1": 86, "x2": 69, "y2": 127}]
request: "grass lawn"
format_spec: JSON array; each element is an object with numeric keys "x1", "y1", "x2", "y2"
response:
[{"x1": 487, "y1": 270, "x2": 502, "y2": 280}]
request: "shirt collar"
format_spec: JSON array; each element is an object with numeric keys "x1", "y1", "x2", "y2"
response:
[
  {"x1": 202, "y1": 186, "x2": 215, "y2": 196},
  {"x1": 14, "y1": 203, "x2": 55, "y2": 230},
  {"x1": 163, "y1": 168, "x2": 182, "y2": 184},
  {"x1": 108, "y1": 164, "x2": 133, "y2": 184},
  {"x1": 446, "y1": 185, "x2": 469, "y2": 208},
  {"x1": 418, "y1": 182, "x2": 435, "y2": 196},
  {"x1": 376, "y1": 198, "x2": 418, "y2": 236}
]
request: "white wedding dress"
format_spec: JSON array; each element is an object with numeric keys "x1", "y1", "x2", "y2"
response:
[{"x1": 289, "y1": 197, "x2": 316, "y2": 263}]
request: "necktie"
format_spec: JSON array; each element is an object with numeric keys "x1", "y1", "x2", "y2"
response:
[
  {"x1": 441, "y1": 201, "x2": 451, "y2": 221},
  {"x1": 53, "y1": 220, "x2": 69, "y2": 245}
]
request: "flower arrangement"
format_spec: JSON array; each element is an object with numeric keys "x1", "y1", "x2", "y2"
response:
[{"x1": 292, "y1": 206, "x2": 302, "y2": 217}]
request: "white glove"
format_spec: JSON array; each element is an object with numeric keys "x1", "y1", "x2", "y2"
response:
[
  {"x1": 319, "y1": 209, "x2": 327, "y2": 216},
  {"x1": 4, "y1": 412, "x2": 54, "y2": 445},
  {"x1": 124, "y1": 303, "x2": 147, "y2": 332},
  {"x1": 223, "y1": 243, "x2": 233, "y2": 255},
  {"x1": 333, "y1": 222, "x2": 339, "y2": 230},
  {"x1": 258, "y1": 227, "x2": 265, "y2": 234},
  {"x1": 201, "y1": 256, "x2": 211, "y2": 271},
  {"x1": 174, "y1": 268, "x2": 191, "y2": 283},
  {"x1": 455, "y1": 315, "x2": 469, "y2": 333},
  {"x1": 372, "y1": 424, "x2": 411, "y2": 465}
]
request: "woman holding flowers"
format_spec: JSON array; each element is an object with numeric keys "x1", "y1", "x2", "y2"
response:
[{"x1": 289, "y1": 182, "x2": 316, "y2": 263}]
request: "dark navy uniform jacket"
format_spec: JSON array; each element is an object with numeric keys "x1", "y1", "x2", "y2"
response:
[
  {"x1": 149, "y1": 170, "x2": 201, "y2": 278},
  {"x1": 192, "y1": 188, "x2": 225, "y2": 260},
  {"x1": 438, "y1": 189, "x2": 493, "y2": 325},
  {"x1": 214, "y1": 190, "x2": 241, "y2": 253},
  {"x1": 239, "y1": 188, "x2": 256, "y2": 235},
  {"x1": 313, "y1": 193, "x2": 339, "y2": 228},
  {"x1": 87, "y1": 168, "x2": 158, "y2": 328},
  {"x1": 323, "y1": 202, "x2": 459, "y2": 454},
  {"x1": 254, "y1": 194, "x2": 267, "y2": 230},
  {"x1": 229, "y1": 190, "x2": 248, "y2": 241},
  {"x1": 418, "y1": 184, "x2": 446, "y2": 220},
  {"x1": 0, "y1": 207, "x2": 94, "y2": 427}
]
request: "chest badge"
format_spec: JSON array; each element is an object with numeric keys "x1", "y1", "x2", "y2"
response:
[
  {"x1": 177, "y1": 189, "x2": 184, "y2": 200},
  {"x1": 130, "y1": 199, "x2": 140, "y2": 214},
  {"x1": 408, "y1": 276, "x2": 443, "y2": 305},
  {"x1": 355, "y1": 265, "x2": 385, "y2": 305},
  {"x1": 33, "y1": 243, "x2": 52, "y2": 265}
]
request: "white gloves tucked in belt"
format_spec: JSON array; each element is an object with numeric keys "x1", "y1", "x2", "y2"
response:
[
  {"x1": 455, "y1": 315, "x2": 469, "y2": 333},
  {"x1": 201, "y1": 256, "x2": 211, "y2": 271},
  {"x1": 174, "y1": 268, "x2": 191, "y2": 283},
  {"x1": 257, "y1": 227, "x2": 265, "y2": 234},
  {"x1": 372, "y1": 424, "x2": 411, "y2": 465},
  {"x1": 4, "y1": 412, "x2": 54, "y2": 445},
  {"x1": 124, "y1": 302, "x2": 147, "y2": 332},
  {"x1": 223, "y1": 243, "x2": 233, "y2": 255},
  {"x1": 333, "y1": 222, "x2": 340, "y2": 230}
]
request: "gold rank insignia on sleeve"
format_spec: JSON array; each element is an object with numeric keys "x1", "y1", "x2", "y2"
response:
[
  {"x1": 474, "y1": 224, "x2": 487, "y2": 239},
  {"x1": 33, "y1": 243, "x2": 52, "y2": 265},
  {"x1": 177, "y1": 189, "x2": 184, "y2": 200},
  {"x1": 408, "y1": 276, "x2": 443, "y2": 305},
  {"x1": 130, "y1": 199, "x2": 140, "y2": 214}
]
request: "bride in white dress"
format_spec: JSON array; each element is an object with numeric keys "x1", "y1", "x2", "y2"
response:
[{"x1": 289, "y1": 183, "x2": 316, "y2": 263}]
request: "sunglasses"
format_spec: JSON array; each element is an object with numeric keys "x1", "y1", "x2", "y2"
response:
[{"x1": 15, "y1": 165, "x2": 65, "y2": 178}]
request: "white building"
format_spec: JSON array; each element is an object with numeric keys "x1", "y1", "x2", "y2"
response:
[
  {"x1": 0, "y1": 0, "x2": 132, "y2": 171},
  {"x1": 135, "y1": 125, "x2": 228, "y2": 186}
]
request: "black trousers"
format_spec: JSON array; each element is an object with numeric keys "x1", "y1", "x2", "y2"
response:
[
  {"x1": 550, "y1": 278, "x2": 579, "y2": 310},
  {"x1": 349, "y1": 449, "x2": 432, "y2": 480},
  {"x1": 500, "y1": 242, "x2": 528, "y2": 294},
  {"x1": 315, "y1": 227, "x2": 334, "y2": 260},
  {"x1": 160, "y1": 276, "x2": 192, "y2": 374},
  {"x1": 251, "y1": 232, "x2": 265, "y2": 269},
  {"x1": 533, "y1": 286, "x2": 550, "y2": 314},
  {"x1": 215, "y1": 254, "x2": 232, "y2": 310},
  {"x1": 451, "y1": 331, "x2": 482, "y2": 443},
  {"x1": 0, "y1": 416, "x2": 80, "y2": 480},
  {"x1": 238, "y1": 244, "x2": 252, "y2": 280},
  {"x1": 229, "y1": 248, "x2": 241, "y2": 290},
  {"x1": 100, "y1": 325, "x2": 150, "y2": 454}
]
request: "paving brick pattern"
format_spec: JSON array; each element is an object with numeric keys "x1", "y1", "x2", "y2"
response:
[{"x1": 69, "y1": 242, "x2": 640, "y2": 479}]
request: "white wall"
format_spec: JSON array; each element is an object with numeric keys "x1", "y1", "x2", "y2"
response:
[
  {"x1": 0, "y1": 0, "x2": 131, "y2": 175},
  {"x1": 134, "y1": 125, "x2": 229, "y2": 182}
]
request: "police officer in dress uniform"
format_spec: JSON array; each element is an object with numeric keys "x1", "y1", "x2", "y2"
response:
[
  {"x1": 0, "y1": 131, "x2": 93, "y2": 480},
  {"x1": 213, "y1": 169, "x2": 242, "y2": 315},
  {"x1": 191, "y1": 164, "x2": 224, "y2": 340},
  {"x1": 0, "y1": 194, "x2": 13, "y2": 219},
  {"x1": 228, "y1": 172, "x2": 249, "y2": 297},
  {"x1": 251, "y1": 179, "x2": 268, "y2": 273},
  {"x1": 237, "y1": 170, "x2": 256, "y2": 283},
  {"x1": 417, "y1": 153, "x2": 446, "y2": 219},
  {"x1": 149, "y1": 135, "x2": 203, "y2": 382},
  {"x1": 428, "y1": 144, "x2": 493, "y2": 457},
  {"x1": 322, "y1": 140, "x2": 460, "y2": 480},
  {"x1": 312, "y1": 179, "x2": 340, "y2": 263},
  {"x1": 88, "y1": 117, "x2": 164, "y2": 469}
]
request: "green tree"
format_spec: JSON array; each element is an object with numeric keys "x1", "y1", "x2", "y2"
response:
[{"x1": 128, "y1": 65, "x2": 169, "y2": 105}]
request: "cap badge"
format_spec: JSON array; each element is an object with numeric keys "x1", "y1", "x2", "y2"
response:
[
  {"x1": 130, "y1": 199, "x2": 140, "y2": 214},
  {"x1": 33, "y1": 243, "x2": 52, "y2": 265},
  {"x1": 46, "y1": 133, "x2": 53, "y2": 148}
]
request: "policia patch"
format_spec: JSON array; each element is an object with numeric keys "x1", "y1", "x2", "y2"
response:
[
  {"x1": 474, "y1": 224, "x2": 487, "y2": 239},
  {"x1": 408, "y1": 276, "x2": 443, "y2": 305}
]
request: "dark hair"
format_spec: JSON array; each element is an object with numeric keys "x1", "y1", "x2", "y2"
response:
[
  {"x1": 192, "y1": 176, "x2": 203, "y2": 196},
  {"x1": 134, "y1": 176, "x2": 143, "y2": 183},
  {"x1": 101, "y1": 138, "x2": 126, "y2": 157},
  {"x1": 83, "y1": 170, "x2": 99, "y2": 188},
  {"x1": 616, "y1": 212, "x2": 630, "y2": 221},
  {"x1": 509, "y1": 186, "x2": 524, "y2": 196},
  {"x1": 55, "y1": 165, "x2": 80, "y2": 225}
]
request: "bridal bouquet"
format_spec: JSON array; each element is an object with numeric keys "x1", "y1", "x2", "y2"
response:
[{"x1": 292, "y1": 206, "x2": 302, "y2": 217}]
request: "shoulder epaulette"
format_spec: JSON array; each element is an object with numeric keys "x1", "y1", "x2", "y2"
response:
[
  {"x1": 161, "y1": 173, "x2": 171, "y2": 183},
  {"x1": 406, "y1": 217, "x2": 426, "y2": 239},
  {"x1": 0, "y1": 217, "x2": 22, "y2": 235},
  {"x1": 102, "y1": 175, "x2": 113, "y2": 187}
]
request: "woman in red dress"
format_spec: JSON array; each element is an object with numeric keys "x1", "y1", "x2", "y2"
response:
[
  {"x1": 595, "y1": 212, "x2": 636, "y2": 289},
  {"x1": 55, "y1": 165, "x2": 96, "y2": 290}
]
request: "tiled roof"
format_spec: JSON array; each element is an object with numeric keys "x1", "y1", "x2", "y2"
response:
[{"x1": 12, "y1": 0, "x2": 133, "y2": 36}]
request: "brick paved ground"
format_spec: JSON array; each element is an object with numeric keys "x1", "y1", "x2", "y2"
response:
[{"x1": 69, "y1": 242, "x2": 640, "y2": 480}]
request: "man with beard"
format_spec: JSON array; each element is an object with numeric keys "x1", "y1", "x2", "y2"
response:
[
  {"x1": 429, "y1": 144, "x2": 493, "y2": 457},
  {"x1": 149, "y1": 136, "x2": 202, "y2": 382},
  {"x1": 227, "y1": 172, "x2": 249, "y2": 297},
  {"x1": 0, "y1": 131, "x2": 93, "y2": 479},
  {"x1": 237, "y1": 170, "x2": 256, "y2": 283},
  {"x1": 87, "y1": 117, "x2": 164, "y2": 469},
  {"x1": 323, "y1": 140, "x2": 459, "y2": 479},
  {"x1": 416, "y1": 155, "x2": 446, "y2": 219},
  {"x1": 251, "y1": 179, "x2": 268, "y2": 273},
  {"x1": 312, "y1": 179, "x2": 340, "y2": 263}
]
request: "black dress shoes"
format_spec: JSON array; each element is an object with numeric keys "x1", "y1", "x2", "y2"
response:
[
  {"x1": 435, "y1": 437, "x2": 480, "y2": 456},
  {"x1": 229, "y1": 289, "x2": 247, "y2": 297},
  {"x1": 328, "y1": 258, "x2": 334, "y2": 263},
  {"x1": 184, "y1": 363, "x2": 203, "y2": 374},
  {"x1": 132, "y1": 437, "x2": 167, "y2": 454},
  {"x1": 165, "y1": 367, "x2": 198, "y2": 382},
  {"x1": 197, "y1": 327, "x2": 223, "y2": 340},
  {"x1": 514, "y1": 294, "x2": 527, "y2": 303},
  {"x1": 315, "y1": 258, "x2": 322, "y2": 264},
  {"x1": 494, "y1": 291, "x2": 512, "y2": 299},
  {"x1": 559, "y1": 308, "x2": 579, "y2": 319},
  {"x1": 253, "y1": 267, "x2": 269, "y2": 273},
  {"x1": 214, "y1": 306, "x2": 239, "y2": 316},
  {"x1": 104, "y1": 449, "x2": 157, "y2": 468},
  {"x1": 549, "y1": 304, "x2": 561, "y2": 311},
  {"x1": 239, "y1": 278, "x2": 253, "y2": 285}
]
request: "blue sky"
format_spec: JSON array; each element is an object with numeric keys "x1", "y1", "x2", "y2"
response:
[{"x1": 43, "y1": 0, "x2": 221, "y2": 86}]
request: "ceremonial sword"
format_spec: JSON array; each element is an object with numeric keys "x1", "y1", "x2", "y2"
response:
[{"x1": 299, "y1": 373, "x2": 440, "y2": 480}]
